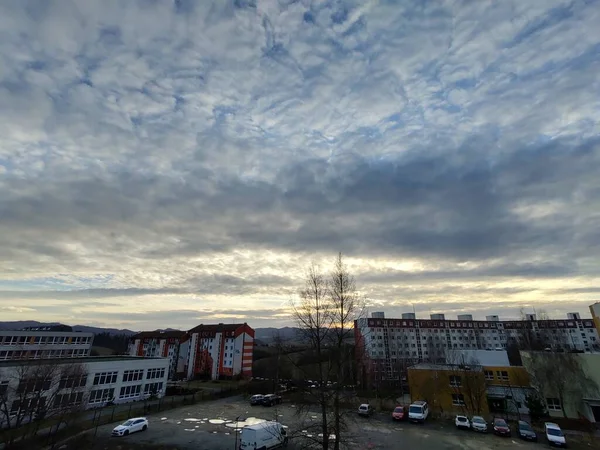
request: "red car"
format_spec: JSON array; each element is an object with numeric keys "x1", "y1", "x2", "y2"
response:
[
  {"x1": 392, "y1": 405, "x2": 407, "y2": 421},
  {"x1": 493, "y1": 418, "x2": 511, "y2": 437}
]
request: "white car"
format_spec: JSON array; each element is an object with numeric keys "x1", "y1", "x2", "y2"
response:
[
  {"x1": 455, "y1": 415, "x2": 470, "y2": 429},
  {"x1": 408, "y1": 401, "x2": 429, "y2": 423},
  {"x1": 470, "y1": 416, "x2": 488, "y2": 432},
  {"x1": 358, "y1": 404, "x2": 374, "y2": 416},
  {"x1": 112, "y1": 417, "x2": 148, "y2": 436},
  {"x1": 545, "y1": 422, "x2": 566, "y2": 447}
]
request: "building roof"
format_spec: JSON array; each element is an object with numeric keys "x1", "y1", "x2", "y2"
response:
[
  {"x1": 0, "y1": 356, "x2": 167, "y2": 368},
  {"x1": 450, "y1": 349, "x2": 510, "y2": 367},
  {"x1": 409, "y1": 362, "x2": 483, "y2": 372},
  {"x1": 188, "y1": 323, "x2": 247, "y2": 334},
  {"x1": 131, "y1": 330, "x2": 187, "y2": 340}
]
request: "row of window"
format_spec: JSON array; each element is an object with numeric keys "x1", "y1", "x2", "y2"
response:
[
  {"x1": 0, "y1": 349, "x2": 89, "y2": 360},
  {"x1": 146, "y1": 368, "x2": 165, "y2": 380},
  {"x1": 0, "y1": 335, "x2": 92, "y2": 345},
  {"x1": 119, "y1": 384, "x2": 142, "y2": 399},
  {"x1": 123, "y1": 369, "x2": 144, "y2": 382}
]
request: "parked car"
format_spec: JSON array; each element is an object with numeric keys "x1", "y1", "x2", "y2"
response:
[
  {"x1": 455, "y1": 415, "x2": 470, "y2": 430},
  {"x1": 262, "y1": 394, "x2": 282, "y2": 406},
  {"x1": 112, "y1": 417, "x2": 148, "y2": 437},
  {"x1": 492, "y1": 417, "x2": 511, "y2": 437},
  {"x1": 240, "y1": 421, "x2": 288, "y2": 450},
  {"x1": 250, "y1": 394, "x2": 265, "y2": 406},
  {"x1": 470, "y1": 416, "x2": 488, "y2": 432},
  {"x1": 517, "y1": 420, "x2": 538, "y2": 442},
  {"x1": 545, "y1": 422, "x2": 567, "y2": 447},
  {"x1": 408, "y1": 401, "x2": 429, "y2": 423},
  {"x1": 392, "y1": 405, "x2": 407, "y2": 421},
  {"x1": 358, "y1": 404, "x2": 374, "y2": 417}
]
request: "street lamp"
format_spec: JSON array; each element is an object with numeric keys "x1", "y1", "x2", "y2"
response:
[{"x1": 233, "y1": 416, "x2": 240, "y2": 450}]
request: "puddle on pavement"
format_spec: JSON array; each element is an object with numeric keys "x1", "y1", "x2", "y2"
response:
[
  {"x1": 185, "y1": 418, "x2": 202, "y2": 422},
  {"x1": 183, "y1": 429, "x2": 195, "y2": 432},
  {"x1": 160, "y1": 417, "x2": 167, "y2": 420},
  {"x1": 225, "y1": 417, "x2": 266, "y2": 429},
  {"x1": 209, "y1": 419, "x2": 226, "y2": 424}
]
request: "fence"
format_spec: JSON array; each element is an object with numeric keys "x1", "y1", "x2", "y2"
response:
[{"x1": 0, "y1": 386, "x2": 244, "y2": 450}]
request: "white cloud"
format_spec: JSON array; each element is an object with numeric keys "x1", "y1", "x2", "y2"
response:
[{"x1": 0, "y1": 0, "x2": 598, "y2": 329}]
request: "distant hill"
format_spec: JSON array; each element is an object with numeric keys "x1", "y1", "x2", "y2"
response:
[
  {"x1": 254, "y1": 327, "x2": 301, "y2": 343},
  {"x1": 0, "y1": 320, "x2": 136, "y2": 336},
  {"x1": 0, "y1": 321, "x2": 303, "y2": 343}
]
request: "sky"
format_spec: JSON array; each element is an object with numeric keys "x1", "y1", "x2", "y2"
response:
[{"x1": 1, "y1": 0, "x2": 599, "y2": 331}]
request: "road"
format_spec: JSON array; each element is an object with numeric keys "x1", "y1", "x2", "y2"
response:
[{"x1": 81, "y1": 396, "x2": 572, "y2": 450}]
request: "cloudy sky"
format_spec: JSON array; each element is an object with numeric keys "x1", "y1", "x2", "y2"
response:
[{"x1": 1, "y1": 0, "x2": 599, "y2": 331}]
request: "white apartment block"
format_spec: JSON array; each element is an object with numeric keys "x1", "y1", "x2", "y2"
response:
[
  {"x1": 0, "y1": 356, "x2": 169, "y2": 428},
  {"x1": 185, "y1": 323, "x2": 254, "y2": 380},
  {"x1": 0, "y1": 327, "x2": 94, "y2": 361},
  {"x1": 355, "y1": 311, "x2": 599, "y2": 382},
  {"x1": 128, "y1": 331, "x2": 186, "y2": 380}
]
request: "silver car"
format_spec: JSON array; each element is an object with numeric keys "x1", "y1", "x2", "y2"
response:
[{"x1": 471, "y1": 416, "x2": 488, "y2": 432}]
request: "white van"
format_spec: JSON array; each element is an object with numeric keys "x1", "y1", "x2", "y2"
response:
[
  {"x1": 240, "y1": 421, "x2": 288, "y2": 449},
  {"x1": 408, "y1": 400, "x2": 429, "y2": 423}
]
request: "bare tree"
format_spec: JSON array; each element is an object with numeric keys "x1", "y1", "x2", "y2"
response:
[
  {"x1": 0, "y1": 359, "x2": 89, "y2": 446},
  {"x1": 291, "y1": 263, "x2": 333, "y2": 450},
  {"x1": 328, "y1": 253, "x2": 364, "y2": 450},
  {"x1": 446, "y1": 352, "x2": 487, "y2": 416},
  {"x1": 523, "y1": 351, "x2": 598, "y2": 419},
  {"x1": 290, "y1": 254, "x2": 364, "y2": 450}
]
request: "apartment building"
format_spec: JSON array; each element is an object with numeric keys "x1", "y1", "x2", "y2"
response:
[
  {"x1": 0, "y1": 356, "x2": 169, "y2": 428},
  {"x1": 0, "y1": 326, "x2": 94, "y2": 361},
  {"x1": 128, "y1": 330, "x2": 187, "y2": 380},
  {"x1": 185, "y1": 323, "x2": 254, "y2": 380},
  {"x1": 128, "y1": 323, "x2": 255, "y2": 381},
  {"x1": 355, "y1": 310, "x2": 599, "y2": 385}
]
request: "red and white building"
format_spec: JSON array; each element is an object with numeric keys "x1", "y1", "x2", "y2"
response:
[
  {"x1": 185, "y1": 323, "x2": 254, "y2": 380},
  {"x1": 128, "y1": 323, "x2": 255, "y2": 381},
  {"x1": 128, "y1": 330, "x2": 187, "y2": 380}
]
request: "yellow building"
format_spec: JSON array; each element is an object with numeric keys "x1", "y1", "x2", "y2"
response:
[
  {"x1": 591, "y1": 302, "x2": 600, "y2": 336},
  {"x1": 408, "y1": 363, "x2": 489, "y2": 416},
  {"x1": 408, "y1": 363, "x2": 532, "y2": 417}
]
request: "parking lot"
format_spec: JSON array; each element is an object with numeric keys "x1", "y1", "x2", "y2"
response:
[{"x1": 81, "y1": 395, "x2": 593, "y2": 450}]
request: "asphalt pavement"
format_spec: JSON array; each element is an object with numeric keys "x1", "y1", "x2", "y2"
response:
[{"x1": 84, "y1": 396, "x2": 570, "y2": 450}]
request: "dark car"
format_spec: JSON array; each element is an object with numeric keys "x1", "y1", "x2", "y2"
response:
[
  {"x1": 249, "y1": 394, "x2": 264, "y2": 406},
  {"x1": 262, "y1": 394, "x2": 282, "y2": 406},
  {"x1": 493, "y1": 418, "x2": 511, "y2": 437},
  {"x1": 517, "y1": 420, "x2": 537, "y2": 442}
]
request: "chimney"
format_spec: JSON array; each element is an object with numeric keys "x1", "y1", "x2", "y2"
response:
[
  {"x1": 371, "y1": 312, "x2": 385, "y2": 319},
  {"x1": 457, "y1": 314, "x2": 473, "y2": 321},
  {"x1": 430, "y1": 313, "x2": 445, "y2": 320},
  {"x1": 486, "y1": 315, "x2": 499, "y2": 322},
  {"x1": 567, "y1": 312, "x2": 580, "y2": 320},
  {"x1": 402, "y1": 313, "x2": 416, "y2": 320}
]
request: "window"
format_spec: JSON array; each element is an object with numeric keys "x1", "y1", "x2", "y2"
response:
[
  {"x1": 546, "y1": 398, "x2": 562, "y2": 411},
  {"x1": 93, "y1": 371, "x2": 118, "y2": 385},
  {"x1": 449, "y1": 375, "x2": 462, "y2": 387},
  {"x1": 89, "y1": 388, "x2": 114, "y2": 404},
  {"x1": 0, "y1": 380, "x2": 8, "y2": 396},
  {"x1": 54, "y1": 392, "x2": 84, "y2": 409},
  {"x1": 18, "y1": 378, "x2": 51, "y2": 393},
  {"x1": 122, "y1": 369, "x2": 144, "y2": 382},
  {"x1": 10, "y1": 397, "x2": 46, "y2": 415},
  {"x1": 496, "y1": 370, "x2": 509, "y2": 381},
  {"x1": 144, "y1": 382, "x2": 164, "y2": 395},
  {"x1": 146, "y1": 368, "x2": 166, "y2": 380},
  {"x1": 452, "y1": 394, "x2": 465, "y2": 406},
  {"x1": 119, "y1": 384, "x2": 142, "y2": 399},
  {"x1": 484, "y1": 371, "x2": 494, "y2": 380},
  {"x1": 59, "y1": 374, "x2": 87, "y2": 389}
]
